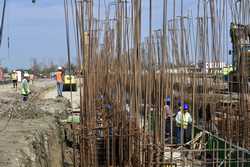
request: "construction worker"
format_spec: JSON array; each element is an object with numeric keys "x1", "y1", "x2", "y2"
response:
[
  {"x1": 165, "y1": 96, "x2": 171, "y2": 138},
  {"x1": 177, "y1": 99, "x2": 182, "y2": 111},
  {"x1": 55, "y1": 66, "x2": 64, "y2": 97},
  {"x1": 11, "y1": 70, "x2": 18, "y2": 89},
  {"x1": 29, "y1": 74, "x2": 34, "y2": 84},
  {"x1": 175, "y1": 103, "x2": 192, "y2": 144},
  {"x1": 21, "y1": 73, "x2": 30, "y2": 101}
]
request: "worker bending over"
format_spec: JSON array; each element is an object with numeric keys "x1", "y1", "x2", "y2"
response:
[
  {"x1": 21, "y1": 73, "x2": 30, "y2": 101},
  {"x1": 55, "y1": 66, "x2": 64, "y2": 97},
  {"x1": 175, "y1": 103, "x2": 192, "y2": 144}
]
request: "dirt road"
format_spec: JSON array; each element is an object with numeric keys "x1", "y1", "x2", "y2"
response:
[
  {"x1": 43, "y1": 85, "x2": 80, "y2": 111},
  {"x1": 0, "y1": 80, "x2": 70, "y2": 167}
]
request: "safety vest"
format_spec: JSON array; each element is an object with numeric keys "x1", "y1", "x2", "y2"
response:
[
  {"x1": 55, "y1": 71, "x2": 63, "y2": 82},
  {"x1": 21, "y1": 79, "x2": 30, "y2": 95},
  {"x1": 223, "y1": 66, "x2": 233, "y2": 76},
  {"x1": 11, "y1": 73, "x2": 17, "y2": 80},
  {"x1": 175, "y1": 110, "x2": 192, "y2": 129}
]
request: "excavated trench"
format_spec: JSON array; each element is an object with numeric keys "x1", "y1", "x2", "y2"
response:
[{"x1": 0, "y1": 81, "x2": 72, "y2": 167}]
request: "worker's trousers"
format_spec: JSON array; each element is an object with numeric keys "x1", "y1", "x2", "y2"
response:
[
  {"x1": 12, "y1": 80, "x2": 17, "y2": 88},
  {"x1": 57, "y1": 82, "x2": 63, "y2": 96},
  {"x1": 22, "y1": 94, "x2": 28, "y2": 102},
  {"x1": 176, "y1": 126, "x2": 191, "y2": 144},
  {"x1": 165, "y1": 118, "x2": 170, "y2": 138}
]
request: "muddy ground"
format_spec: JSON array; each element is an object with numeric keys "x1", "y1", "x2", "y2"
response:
[{"x1": 0, "y1": 80, "x2": 71, "y2": 167}]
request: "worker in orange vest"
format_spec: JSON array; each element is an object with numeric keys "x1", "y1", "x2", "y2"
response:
[{"x1": 55, "y1": 66, "x2": 64, "y2": 97}]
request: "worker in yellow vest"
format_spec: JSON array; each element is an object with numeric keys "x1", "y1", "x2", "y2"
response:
[
  {"x1": 11, "y1": 70, "x2": 18, "y2": 89},
  {"x1": 223, "y1": 65, "x2": 233, "y2": 81},
  {"x1": 55, "y1": 66, "x2": 64, "y2": 97},
  {"x1": 175, "y1": 103, "x2": 192, "y2": 144},
  {"x1": 21, "y1": 73, "x2": 30, "y2": 101}
]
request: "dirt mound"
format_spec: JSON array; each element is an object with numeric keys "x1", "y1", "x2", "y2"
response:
[
  {"x1": 37, "y1": 98, "x2": 71, "y2": 115},
  {"x1": 1, "y1": 98, "x2": 70, "y2": 121},
  {"x1": 0, "y1": 81, "x2": 70, "y2": 120},
  {"x1": 0, "y1": 80, "x2": 71, "y2": 167}
]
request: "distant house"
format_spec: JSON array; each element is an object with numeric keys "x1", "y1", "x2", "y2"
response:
[
  {"x1": 206, "y1": 61, "x2": 225, "y2": 69},
  {"x1": 205, "y1": 61, "x2": 226, "y2": 73}
]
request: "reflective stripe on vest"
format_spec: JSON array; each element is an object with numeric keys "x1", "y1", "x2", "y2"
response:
[{"x1": 176, "y1": 111, "x2": 190, "y2": 129}]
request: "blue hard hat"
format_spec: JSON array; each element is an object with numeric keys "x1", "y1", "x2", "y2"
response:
[
  {"x1": 105, "y1": 104, "x2": 112, "y2": 110},
  {"x1": 178, "y1": 99, "x2": 182, "y2": 106},
  {"x1": 166, "y1": 96, "x2": 171, "y2": 102},
  {"x1": 183, "y1": 103, "x2": 189, "y2": 110}
]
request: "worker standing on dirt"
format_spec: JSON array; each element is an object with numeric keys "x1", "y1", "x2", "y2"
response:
[
  {"x1": 175, "y1": 103, "x2": 192, "y2": 144},
  {"x1": 21, "y1": 73, "x2": 30, "y2": 101},
  {"x1": 11, "y1": 70, "x2": 18, "y2": 89},
  {"x1": 29, "y1": 74, "x2": 34, "y2": 84},
  {"x1": 55, "y1": 66, "x2": 64, "y2": 97}
]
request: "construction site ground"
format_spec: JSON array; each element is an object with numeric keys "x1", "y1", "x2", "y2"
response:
[
  {"x1": 44, "y1": 85, "x2": 80, "y2": 111},
  {"x1": 0, "y1": 80, "x2": 73, "y2": 167}
]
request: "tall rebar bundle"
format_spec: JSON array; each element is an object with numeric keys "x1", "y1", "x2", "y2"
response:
[{"x1": 63, "y1": 0, "x2": 250, "y2": 166}]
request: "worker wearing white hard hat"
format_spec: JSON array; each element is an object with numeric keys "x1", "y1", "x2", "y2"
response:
[
  {"x1": 55, "y1": 66, "x2": 64, "y2": 97},
  {"x1": 21, "y1": 73, "x2": 31, "y2": 101},
  {"x1": 11, "y1": 70, "x2": 18, "y2": 89}
]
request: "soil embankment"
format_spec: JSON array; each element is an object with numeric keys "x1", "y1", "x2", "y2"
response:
[{"x1": 0, "y1": 80, "x2": 70, "y2": 167}]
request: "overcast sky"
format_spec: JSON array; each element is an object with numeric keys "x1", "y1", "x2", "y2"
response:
[{"x1": 0, "y1": 0, "x2": 206, "y2": 69}]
